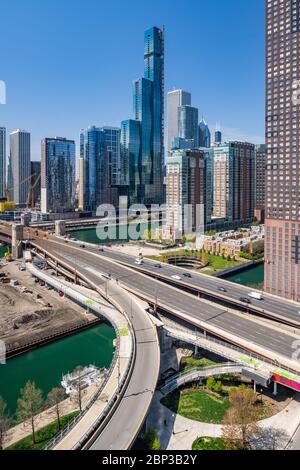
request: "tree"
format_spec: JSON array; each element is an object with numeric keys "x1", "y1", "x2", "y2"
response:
[
  {"x1": 222, "y1": 386, "x2": 261, "y2": 450},
  {"x1": 145, "y1": 429, "x2": 161, "y2": 450},
  {"x1": 206, "y1": 377, "x2": 217, "y2": 391},
  {"x1": 16, "y1": 381, "x2": 44, "y2": 445},
  {"x1": 0, "y1": 396, "x2": 11, "y2": 450},
  {"x1": 47, "y1": 387, "x2": 66, "y2": 431},
  {"x1": 73, "y1": 366, "x2": 84, "y2": 412}
]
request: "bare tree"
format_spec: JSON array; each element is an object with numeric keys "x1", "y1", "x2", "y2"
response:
[
  {"x1": 46, "y1": 388, "x2": 66, "y2": 431},
  {"x1": 16, "y1": 381, "x2": 44, "y2": 445},
  {"x1": 0, "y1": 396, "x2": 11, "y2": 450},
  {"x1": 73, "y1": 366, "x2": 84, "y2": 412},
  {"x1": 222, "y1": 386, "x2": 261, "y2": 450}
]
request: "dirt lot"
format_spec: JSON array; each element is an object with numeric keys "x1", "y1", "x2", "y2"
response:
[{"x1": 0, "y1": 261, "x2": 97, "y2": 352}]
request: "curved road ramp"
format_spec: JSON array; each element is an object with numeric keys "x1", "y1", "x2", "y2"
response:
[{"x1": 26, "y1": 261, "x2": 160, "y2": 450}]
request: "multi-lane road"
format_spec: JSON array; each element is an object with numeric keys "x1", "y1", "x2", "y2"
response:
[
  {"x1": 33, "y1": 237, "x2": 300, "y2": 372},
  {"x1": 85, "y1": 247, "x2": 300, "y2": 327}
]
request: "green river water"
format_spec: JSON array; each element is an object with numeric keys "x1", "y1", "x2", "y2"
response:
[{"x1": 0, "y1": 324, "x2": 115, "y2": 417}]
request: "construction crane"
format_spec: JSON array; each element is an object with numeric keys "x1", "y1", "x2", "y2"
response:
[
  {"x1": 5, "y1": 174, "x2": 34, "y2": 202},
  {"x1": 4, "y1": 172, "x2": 41, "y2": 209},
  {"x1": 26, "y1": 173, "x2": 41, "y2": 208}
]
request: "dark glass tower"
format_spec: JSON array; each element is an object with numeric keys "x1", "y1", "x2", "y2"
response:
[
  {"x1": 143, "y1": 26, "x2": 164, "y2": 205},
  {"x1": 121, "y1": 26, "x2": 165, "y2": 206}
]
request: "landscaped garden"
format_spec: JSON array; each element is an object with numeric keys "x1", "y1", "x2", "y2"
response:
[
  {"x1": 146, "y1": 249, "x2": 246, "y2": 275},
  {"x1": 161, "y1": 375, "x2": 278, "y2": 425}
]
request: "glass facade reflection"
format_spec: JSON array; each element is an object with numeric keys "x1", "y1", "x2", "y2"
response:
[
  {"x1": 79, "y1": 126, "x2": 107, "y2": 211},
  {"x1": 102, "y1": 127, "x2": 121, "y2": 186},
  {"x1": 41, "y1": 137, "x2": 75, "y2": 213},
  {"x1": 121, "y1": 119, "x2": 141, "y2": 204}
]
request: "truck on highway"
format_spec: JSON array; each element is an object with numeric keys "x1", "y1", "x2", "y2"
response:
[{"x1": 248, "y1": 291, "x2": 263, "y2": 300}]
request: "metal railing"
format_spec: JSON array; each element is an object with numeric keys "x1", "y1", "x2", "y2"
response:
[{"x1": 165, "y1": 325, "x2": 300, "y2": 380}]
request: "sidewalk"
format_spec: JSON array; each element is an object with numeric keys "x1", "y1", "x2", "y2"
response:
[{"x1": 147, "y1": 390, "x2": 300, "y2": 450}]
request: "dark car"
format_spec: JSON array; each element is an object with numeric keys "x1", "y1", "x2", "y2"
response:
[
  {"x1": 183, "y1": 273, "x2": 192, "y2": 278},
  {"x1": 218, "y1": 287, "x2": 227, "y2": 292},
  {"x1": 240, "y1": 297, "x2": 251, "y2": 304},
  {"x1": 154, "y1": 264, "x2": 162, "y2": 268},
  {"x1": 99, "y1": 247, "x2": 104, "y2": 252},
  {"x1": 80, "y1": 244, "x2": 86, "y2": 249}
]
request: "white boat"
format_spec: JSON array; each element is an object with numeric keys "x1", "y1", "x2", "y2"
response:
[{"x1": 61, "y1": 365, "x2": 107, "y2": 395}]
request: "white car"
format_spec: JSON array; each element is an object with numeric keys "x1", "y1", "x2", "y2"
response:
[
  {"x1": 135, "y1": 259, "x2": 143, "y2": 265},
  {"x1": 172, "y1": 275, "x2": 182, "y2": 281}
]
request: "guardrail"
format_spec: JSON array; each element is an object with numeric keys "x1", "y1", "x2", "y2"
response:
[
  {"x1": 160, "y1": 363, "x2": 246, "y2": 395},
  {"x1": 165, "y1": 325, "x2": 300, "y2": 380}
]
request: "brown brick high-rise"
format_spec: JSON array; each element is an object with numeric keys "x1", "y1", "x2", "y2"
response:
[{"x1": 265, "y1": 0, "x2": 300, "y2": 301}]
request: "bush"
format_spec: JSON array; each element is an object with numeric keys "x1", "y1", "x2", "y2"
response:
[{"x1": 145, "y1": 429, "x2": 161, "y2": 450}]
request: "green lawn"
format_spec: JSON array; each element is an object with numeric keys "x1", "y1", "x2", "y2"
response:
[
  {"x1": 161, "y1": 389, "x2": 230, "y2": 424},
  {"x1": 6, "y1": 411, "x2": 79, "y2": 451},
  {"x1": 146, "y1": 250, "x2": 244, "y2": 275},
  {"x1": 192, "y1": 436, "x2": 225, "y2": 451},
  {"x1": 180, "y1": 357, "x2": 216, "y2": 372}
]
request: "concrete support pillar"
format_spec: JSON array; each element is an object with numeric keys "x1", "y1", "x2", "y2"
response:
[
  {"x1": 55, "y1": 220, "x2": 66, "y2": 237},
  {"x1": 21, "y1": 213, "x2": 31, "y2": 227},
  {"x1": 194, "y1": 345, "x2": 198, "y2": 355},
  {"x1": 12, "y1": 224, "x2": 24, "y2": 259},
  {"x1": 273, "y1": 381, "x2": 278, "y2": 396},
  {"x1": 253, "y1": 381, "x2": 257, "y2": 393}
]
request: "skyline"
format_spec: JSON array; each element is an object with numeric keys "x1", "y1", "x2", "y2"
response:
[{"x1": 0, "y1": 0, "x2": 265, "y2": 160}]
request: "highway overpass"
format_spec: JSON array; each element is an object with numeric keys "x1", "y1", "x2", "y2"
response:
[{"x1": 31, "y1": 238, "x2": 300, "y2": 378}]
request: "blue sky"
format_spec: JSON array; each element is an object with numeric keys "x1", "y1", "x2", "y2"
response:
[{"x1": 0, "y1": 0, "x2": 265, "y2": 159}]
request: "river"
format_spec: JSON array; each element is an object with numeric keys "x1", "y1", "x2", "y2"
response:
[
  {"x1": 225, "y1": 263, "x2": 264, "y2": 289},
  {"x1": 0, "y1": 323, "x2": 115, "y2": 417}
]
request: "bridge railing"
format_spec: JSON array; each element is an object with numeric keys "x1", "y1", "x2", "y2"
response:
[{"x1": 165, "y1": 326, "x2": 300, "y2": 380}]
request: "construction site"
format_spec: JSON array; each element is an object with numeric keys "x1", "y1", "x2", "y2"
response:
[{"x1": 0, "y1": 260, "x2": 100, "y2": 356}]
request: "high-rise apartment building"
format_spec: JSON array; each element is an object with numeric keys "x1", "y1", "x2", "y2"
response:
[
  {"x1": 79, "y1": 126, "x2": 107, "y2": 212},
  {"x1": 213, "y1": 142, "x2": 255, "y2": 224},
  {"x1": 41, "y1": 137, "x2": 75, "y2": 213},
  {"x1": 0, "y1": 127, "x2": 5, "y2": 198},
  {"x1": 8, "y1": 130, "x2": 31, "y2": 206},
  {"x1": 265, "y1": 0, "x2": 300, "y2": 300},
  {"x1": 167, "y1": 90, "x2": 191, "y2": 152},
  {"x1": 166, "y1": 148, "x2": 213, "y2": 239},
  {"x1": 255, "y1": 144, "x2": 266, "y2": 209}
]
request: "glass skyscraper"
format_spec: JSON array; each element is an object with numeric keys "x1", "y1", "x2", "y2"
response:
[
  {"x1": 79, "y1": 126, "x2": 107, "y2": 211},
  {"x1": 41, "y1": 137, "x2": 75, "y2": 213},
  {"x1": 102, "y1": 127, "x2": 121, "y2": 186},
  {"x1": 0, "y1": 127, "x2": 5, "y2": 199},
  {"x1": 144, "y1": 26, "x2": 164, "y2": 204},
  {"x1": 121, "y1": 27, "x2": 164, "y2": 206},
  {"x1": 178, "y1": 105, "x2": 199, "y2": 147},
  {"x1": 198, "y1": 119, "x2": 211, "y2": 148},
  {"x1": 121, "y1": 119, "x2": 141, "y2": 203}
]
